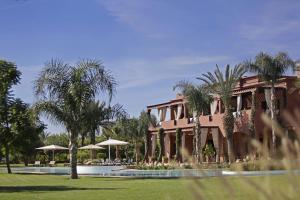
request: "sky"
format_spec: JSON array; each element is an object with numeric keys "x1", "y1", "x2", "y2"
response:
[{"x1": 0, "y1": 0, "x2": 300, "y2": 133}]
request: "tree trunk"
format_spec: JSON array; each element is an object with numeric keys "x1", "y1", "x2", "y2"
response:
[
  {"x1": 24, "y1": 157, "x2": 29, "y2": 166},
  {"x1": 270, "y1": 84, "x2": 277, "y2": 155},
  {"x1": 195, "y1": 116, "x2": 202, "y2": 163},
  {"x1": 90, "y1": 131, "x2": 96, "y2": 159},
  {"x1": 69, "y1": 133, "x2": 78, "y2": 179},
  {"x1": 90, "y1": 130, "x2": 96, "y2": 145},
  {"x1": 81, "y1": 134, "x2": 85, "y2": 147},
  {"x1": 143, "y1": 135, "x2": 149, "y2": 162},
  {"x1": 249, "y1": 90, "x2": 256, "y2": 159},
  {"x1": 223, "y1": 107, "x2": 235, "y2": 163},
  {"x1": 125, "y1": 146, "x2": 128, "y2": 161},
  {"x1": 5, "y1": 144, "x2": 12, "y2": 174},
  {"x1": 135, "y1": 142, "x2": 140, "y2": 164},
  {"x1": 192, "y1": 128, "x2": 196, "y2": 160},
  {"x1": 175, "y1": 128, "x2": 182, "y2": 162},
  {"x1": 158, "y1": 128, "x2": 165, "y2": 162}
]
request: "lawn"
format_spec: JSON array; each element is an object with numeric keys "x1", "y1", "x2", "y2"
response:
[{"x1": 0, "y1": 173, "x2": 299, "y2": 200}]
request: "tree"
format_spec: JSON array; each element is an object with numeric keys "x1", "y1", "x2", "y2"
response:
[
  {"x1": 175, "y1": 128, "x2": 182, "y2": 162},
  {"x1": 117, "y1": 118, "x2": 142, "y2": 163},
  {"x1": 198, "y1": 64, "x2": 245, "y2": 162},
  {"x1": 114, "y1": 111, "x2": 156, "y2": 164},
  {"x1": 11, "y1": 99, "x2": 45, "y2": 166},
  {"x1": 173, "y1": 81, "x2": 212, "y2": 163},
  {"x1": 0, "y1": 60, "x2": 21, "y2": 174},
  {"x1": 81, "y1": 101, "x2": 127, "y2": 146},
  {"x1": 243, "y1": 52, "x2": 295, "y2": 154},
  {"x1": 34, "y1": 59, "x2": 116, "y2": 179},
  {"x1": 157, "y1": 128, "x2": 165, "y2": 162},
  {"x1": 138, "y1": 111, "x2": 157, "y2": 162}
]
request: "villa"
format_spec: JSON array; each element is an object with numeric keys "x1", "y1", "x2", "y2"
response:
[{"x1": 147, "y1": 66, "x2": 300, "y2": 162}]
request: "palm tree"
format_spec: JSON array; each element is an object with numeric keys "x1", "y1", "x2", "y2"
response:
[
  {"x1": 173, "y1": 81, "x2": 212, "y2": 163},
  {"x1": 117, "y1": 117, "x2": 143, "y2": 163},
  {"x1": 34, "y1": 59, "x2": 116, "y2": 179},
  {"x1": 198, "y1": 65, "x2": 245, "y2": 162},
  {"x1": 243, "y1": 52, "x2": 295, "y2": 154},
  {"x1": 138, "y1": 111, "x2": 157, "y2": 162},
  {"x1": 81, "y1": 101, "x2": 127, "y2": 146}
]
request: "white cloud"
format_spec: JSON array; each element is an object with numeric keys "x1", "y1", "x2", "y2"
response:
[
  {"x1": 98, "y1": 0, "x2": 171, "y2": 38},
  {"x1": 107, "y1": 54, "x2": 232, "y2": 89}
]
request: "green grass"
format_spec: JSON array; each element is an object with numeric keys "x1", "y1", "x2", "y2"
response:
[
  {"x1": 0, "y1": 163, "x2": 67, "y2": 168},
  {"x1": 0, "y1": 173, "x2": 299, "y2": 200}
]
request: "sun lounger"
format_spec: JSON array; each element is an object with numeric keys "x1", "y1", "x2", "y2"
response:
[
  {"x1": 84, "y1": 160, "x2": 92, "y2": 165},
  {"x1": 49, "y1": 161, "x2": 56, "y2": 167},
  {"x1": 33, "y1": 161, "x2": 41, "y2": 167}
]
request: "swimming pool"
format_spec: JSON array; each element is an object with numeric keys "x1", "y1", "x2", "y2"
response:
[{"x1": 1, "y1": 166, "x2": 298, "y2": 178}]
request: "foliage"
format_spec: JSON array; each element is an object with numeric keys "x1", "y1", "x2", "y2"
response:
[
  {"x1": 10, "y1": 99, "x2": 45, "y2": 165},
  {"x1": 0, "y1": 60, "x2": 21, "y2": 173},
  {"x1": 157, "y1": 128, "x2": 165, "y2": 162},
  {"x1": 198, "y1": 64, "x2": 245, "y2": 162},
  {"x1": 242, "y1": 52, "x2": 295, "y2": 154},
  {"x1": 112, "y1": 111, "x2": 157, "y2": 163},
  {"x1": 173, "y1": 81, "x2": 212, "y2": 163},
  {"x1": 202, "y1": 144, "x2": 215, "y2": 158},
  {"x1": 243, "y1": 52, "x2": 295, "y2": 84},
  {"x1": 81, "y1": 100, "x2": 127, "y2": 146},
  {"x1": 138, "y1": 111, "x2": 157, "y2": 161},
  {"x1": 44, "y1": 133, "x2": 69, "y2": 147},
  {"x1": 34, "y1": 59, "x2": 116, "y2": 179},
  {"x1": 173, "y1": 81, "x2": 212, "y2": 116},
  {"x1": 175, "y1": 128, "x2": 182, "y2": 161}
]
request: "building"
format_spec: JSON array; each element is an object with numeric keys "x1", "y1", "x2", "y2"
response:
[{"x1": 146, "y1": 70, "x2": 300, "y2": 162}]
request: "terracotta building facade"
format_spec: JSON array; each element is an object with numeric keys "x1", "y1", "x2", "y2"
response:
[{"x1": 147, "y1": 72, "x2": 300, "y2": 162}]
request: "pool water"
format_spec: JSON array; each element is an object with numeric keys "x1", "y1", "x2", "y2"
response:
[{"x1": 1, "y1": 166, "x2": 298, "y2": 177}]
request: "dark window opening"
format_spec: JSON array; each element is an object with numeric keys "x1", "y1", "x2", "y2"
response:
[
  {"x1": 261, "y1": 101, "x2": 267, "y2": 111},
  {"x1": 242, "y1": 93, "x2": 252, "y2": 110}
]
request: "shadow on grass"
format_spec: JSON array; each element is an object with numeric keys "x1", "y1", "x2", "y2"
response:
[{"x1": 0, "y1": 186, "x2": 125, "y2": 193}]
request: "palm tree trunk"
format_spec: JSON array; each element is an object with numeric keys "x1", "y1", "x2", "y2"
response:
[
  {"x1": 143, "y1": 135, "x2": 149, "y2": 162},
  {"x1": 175, "y1": 128, "x2": 182, "y2": 162},
  {"x1": 5, "y1": 144, "x2": 11, "y2": 174},
  {"x1": 69, "y1": 133, "x2": 78, "y2": 179},
  {"x1": 135, "y1": 142, "x2": 140, "y2": 164},
  {"x1": 270, "y1": 84, "x2": 277, "y2": 155},
  {"x1": 195, "y1": 116, "x2": 202, "y2": 163},
  {"x1": 192, "y1": 128, "x2": 196, "y2": 160},
  {"x1": 90, "y1": 130, "x2": 96, "y2": 145},
  {"x1": 81, "y1": 135, "x2": 85, "y2": 147},
  {"x1": 249, "y1": 90, "x2": 257, "y2": 159},
  {"x1": 224, "y1": 107, "x2": 235, "y2": 163}
]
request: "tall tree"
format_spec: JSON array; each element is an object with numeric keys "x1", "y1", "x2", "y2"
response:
[
  {"x1": 138, "y1": 111, "x2": 157, "y2": 162},
  {"x1": 198, "y1": 65, "x2": 245, "y2": 162},
  {"x1": 0, "y1": 60, "x2": 21, "y2": 174},
  {"x1": 34, "y1": 59, "x2": 116, "y2": 179},
  {"x1": 157, "y1": 128, "x2": 165, "y2": 162},
  {"x1": 243, "y1": 52, "x2": 295, "y2": 154},
  {"x1": 118, "y1": 118, "x2": 142, "y2": 163},
  {"x1": 81, "y1": 101, "x2": 127, "y2": 146},
  {"x1": 173, "y1": 81, "x2": 212, "y2": 163},
  {"x1": 175, "y1": 128, "x2": 182, "y2": 162},
  {"x1": 11, "y1": 99, "x2": 45, "y2": 166}
]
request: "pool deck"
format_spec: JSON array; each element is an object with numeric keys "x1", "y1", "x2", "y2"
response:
[{"x1": 1, "y1": 166, "x2": 300, "y2": 178}]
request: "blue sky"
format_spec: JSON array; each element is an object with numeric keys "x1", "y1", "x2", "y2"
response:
[{"x1": 1, "y1": 0, "x2": 300, "y2": 133}]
